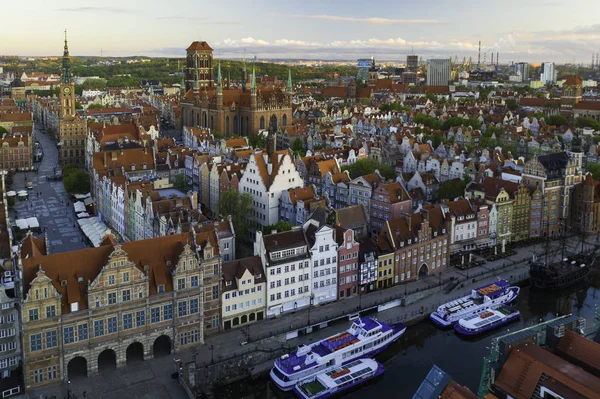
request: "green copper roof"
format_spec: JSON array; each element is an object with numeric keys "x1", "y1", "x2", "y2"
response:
[{"x1": 61, "y1": 30, "x2": 72, "y2": 84}]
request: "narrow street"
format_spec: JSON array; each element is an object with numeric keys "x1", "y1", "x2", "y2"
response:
[{"x1": 10, "y1": 127, "x2": 88, "y2": 254}]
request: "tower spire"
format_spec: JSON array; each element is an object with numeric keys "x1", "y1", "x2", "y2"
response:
[
  {"x1": 287, "y1": 67, "x2": 292, "y2": 92},
  {"x1": 251, "y1": 65, "x2": 256, "y2": 92},
  {"x1": 217, "y1": 60, "x2": 222, "y2": 91},
  {"x1": 61, "y1": 29, "x2": 72, "y2": 83}
]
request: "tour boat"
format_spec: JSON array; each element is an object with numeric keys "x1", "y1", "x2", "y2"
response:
[
  {"x1": 293, "y1": 358, "x2": 384, "y2": 399},
  {"x1": 429, "y1": 279, "x2": 519, "y2": 328},
  {"x1": 270, "y1": 318, "x2": 405, "y2": 391},
  {"x1": 454, "y1": 306, "x2": 521, "y2": 336}
]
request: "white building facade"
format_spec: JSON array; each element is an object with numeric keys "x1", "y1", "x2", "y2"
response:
[
  {"x1": 254, "y1": 229, "x2": 312, "y2": 318},
  {"x1": 304, "y1": 221, "x2": 338, "y2": 306}
]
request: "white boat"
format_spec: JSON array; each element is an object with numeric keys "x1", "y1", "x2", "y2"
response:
[
  {"x1": 454, "y1": 306, "x2": 521, "y2": 336},
  {"x1": 270, "y1": 318, "x2": 406, "y2": 391},
  {"x1": 430, "y1": 279, "x2": 519, "y2": 328},
  {"x1": 293, "y1": 358, "x2": 383, "y2": 399}
]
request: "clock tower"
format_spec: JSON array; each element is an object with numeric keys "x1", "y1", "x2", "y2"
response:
[
  {"x1": 58, "y1": 30, "x2": 87, "y2": 167},
  {"x1": 60, "y1": 31, "x2": 75, "y2": 118}
]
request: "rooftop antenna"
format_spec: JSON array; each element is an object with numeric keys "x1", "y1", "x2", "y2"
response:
[
  {"x1": 497, "y1": 52, "x2": 499, "y2": 67},
  {"x1": 478, "y1": 41, "x2": 481, "y2": 69},
  {"x1": 491, "y1": 52, "x2": 494, "y2": 66}
]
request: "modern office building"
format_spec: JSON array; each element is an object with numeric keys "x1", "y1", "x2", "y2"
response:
[{"x1": 426, "y1": 59, "x2": 451, "y2": 86}]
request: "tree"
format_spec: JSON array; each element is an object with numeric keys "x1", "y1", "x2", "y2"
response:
[
  {"x1": 173, "y1": 173, "x2": 187, "y2": 192},
  {"x1": 479, "y1": 136, "x2": 498, "y2": 149},
  {"x1": 249, "y1": 134, "x2": 266, "y2": 149},
  {"x1": 292, "y1": 138, "x2": 305, "y2": 157},
  {"x1": 505, "y1": 99, "x2": 518, "y2": 111},
  {"x1": 219, "y1": 189, "x2": 253, "y2": 245},
  {"x1": 441, "y1": 116, "x2": 481, "y2": 131},
  {"x1": 0, "y1": 127, "x2": 7, "y2": 135},
  {"x1": 342, "y1": 158, "x2": 396, "y2": 180},
  {"x1": 587, "y1": 163, "x2": 600, "y2": 180},
  {"x1": 263, "y1": 221, "x2": 292, "y2": 234},
  {"x1": 63, "y1": 169, "x2": 90, "y2": 194},
  {"x1": 437, "y1": 179, "x2": 466, "y2": 201},
  {"x1": 546, "y1": 115, "x2": 568, "y2": 127},
  {"x1": 81, "y1": 78, "x2": 107, "y2": 90}
]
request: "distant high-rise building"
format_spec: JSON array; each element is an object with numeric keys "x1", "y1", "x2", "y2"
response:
[
  {"x1": 356, "y1": 59, "x2": 371, "y2": 83},
  {"x1": 515, "y1": 62, "x2": 529, "y2": 82},
  {"x1": 406, "y1": 55, "x2": 419, "y2": 73},
  {"x1": 426, "y1": 59, "x2": 451, "y2": 86},
  {"x1": 540, "y1": 62, "x2": 556, "y2": 84}
]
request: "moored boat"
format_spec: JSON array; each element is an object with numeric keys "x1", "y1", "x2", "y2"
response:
[
  {"x1": 270, "y1": 318, "x2": 405, "y2": 391},
  {"x1": 454, "y1": 306, "x2": 521, "y2": 336},
  {"x1": 293, "y1": 358, "x2": 383, "y2": 399},
  {"x1": 430, "y1": 279, "x2": 520, "y2": 328}
]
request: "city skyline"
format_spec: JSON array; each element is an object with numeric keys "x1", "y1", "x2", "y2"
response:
[{"x1": 4, "y1": 0, "x2": 600, "y2": 63}]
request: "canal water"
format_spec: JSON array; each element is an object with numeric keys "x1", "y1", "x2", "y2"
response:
[{"x1": 214, "y1": 270, "x2": 600, "y2": 399}]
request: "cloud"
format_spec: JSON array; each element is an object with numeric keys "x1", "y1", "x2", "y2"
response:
[
  {"x1": 156, "y1": 16, "x2": 238, "y2": 25},
  {"x1": 288, "y1": 14, "x2": 441, "y2": 25},
  {"x1": 56, "y1": 6, "x2": 132, "y2": 13}
]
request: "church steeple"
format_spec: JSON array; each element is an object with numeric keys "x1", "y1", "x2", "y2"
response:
[
  {"x1": 251, "y1": 65, "x2": 256, "y2": 92},
  {"x1": 287, "y1": 68, "x2": 292, "y2": 92},
  {"x1": 61, "y1": 29, "x2": 72, "y2": 84},
  {"x1": 216, "y1": 60, "x2": 222, "y2": 92}
]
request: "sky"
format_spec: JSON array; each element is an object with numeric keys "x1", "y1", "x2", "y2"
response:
[{"x1": 4, "y1": 0, "x2": 600, "y2": 63}]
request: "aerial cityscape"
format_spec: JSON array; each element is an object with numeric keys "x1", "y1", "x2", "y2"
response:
[{"x1": 1, "y1": 1, "x2": 600, "y2": 399}]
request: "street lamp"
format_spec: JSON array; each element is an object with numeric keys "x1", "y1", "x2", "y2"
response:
[
  {"x1": 209, "y1": 345, "x2": 214, "y2": 364},
  {"x1": 67, "y1": 380, "x2": 71, "y2": 399},
  {"x1": 308, "y1": 294, "x2": 314, "y2": 325}
]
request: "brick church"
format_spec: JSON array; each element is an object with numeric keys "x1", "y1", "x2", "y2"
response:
[{"x1": 180, "y1": 41, "x2": 292, "y2": 137}]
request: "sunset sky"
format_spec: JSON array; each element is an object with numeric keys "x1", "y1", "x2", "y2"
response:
[{"x1": 5, "y1": 0, "x2": 600, "y2": 63}]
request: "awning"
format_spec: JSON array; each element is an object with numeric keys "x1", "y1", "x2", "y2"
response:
[
  {"x1": 25, "y1": 217, "x2": 39, "y2": 229},
  {"x1": 74, "y1": 193, "x2": 91, "y2": 200},
  {"x1": 77, "y1": 212, "x2": 90, "y2": 219},
  {"x1": 6, "y1": 191, "x2": 16, "y2": 197},
  {"x1": 74, "y1": 201, "x2": 86, "y2": 213}
]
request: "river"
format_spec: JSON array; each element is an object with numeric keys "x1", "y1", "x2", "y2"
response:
[{"x1": 214, "y1": 270, "x2": 600, "y2": 399}]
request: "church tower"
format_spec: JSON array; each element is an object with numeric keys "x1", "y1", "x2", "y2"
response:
[
  {"x1": 59, "y1": 30, "x2": 87, "y2": 167},
  {"x1": 185, "y1": 41, "x2": 213, "y2": 92},
  {"x1": 60, "y1": 30, "x2": 75, "y2": 118}
]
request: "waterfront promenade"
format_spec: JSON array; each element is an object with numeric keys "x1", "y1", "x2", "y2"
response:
[{"x1": 22, "y1": 235, "x2": 596, "y2": 399}]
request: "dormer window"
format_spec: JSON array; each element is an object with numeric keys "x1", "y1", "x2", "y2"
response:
[
  {"x1": 255, "y1": 273, "x2": 262, "y2": 279},
  {"x1": 131, "y1": 164, "x2": 136, "y2": 171},
  {"x1": 142, "y1": 163, "x2": 147, "y2": 170},
  {"x1": 226, "y1": 281, "x2": 232, "y2": 286},
  {"x1": 158, "y1": 284, "x2": 165, "y2": 293}
]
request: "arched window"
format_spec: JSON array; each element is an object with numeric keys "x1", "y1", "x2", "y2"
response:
[
  {"x1": 203, "y1": 112, "x2": 208, "y2": 128},
  {"x1": 282, "y1": 114, "x2": 287, "y2": 127},
  {"x1": 233, "y1": 116, "x2": 238, "y2": 134},
  {"x1": 226, "y1": 116, "x2": 230, "y2": 135},
  {"x1": 245, "y1": 116, "x2": 249, "y2": 135},
  {"x1": 210, "y1": 115, "x2": 214, "y2": 129},
  {"x1": 270, "y1": 114, "x2": 278, "y2": 131},
  {"x1": 260, "y1": 116, "x2": 265, "y2": 130}
]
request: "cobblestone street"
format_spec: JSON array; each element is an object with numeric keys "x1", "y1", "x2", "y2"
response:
[{"x1": 10, "y1": 127, "x2": 88, "y2": 254}]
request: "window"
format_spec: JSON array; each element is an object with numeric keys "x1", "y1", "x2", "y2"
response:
[
  {"x1": 136, "y1": 311, "x2": 145, "y2": 327},
  {"x1": 178, "y1": 301, "x2": 187, "y2": 317},
  {"x1": 151, "y1": 307, "x2": 160, "y2": 323},
  {"x1": 108, "y1": 317, "x2": 117, "y2": 334},
  {"x1": 177, "y1": 278, "x2": 186, "y2": 290},
  {"x1": 34, "y1": 368, "x2": 43, "y2": 384},
  {"x1": 108, "y1": 275, "x2": 115, "y2": 285},
  {"x1": 63, "y1": 327, "x2": 74, "y2": 344},
  {"x1": 108, "y1": 292, "x2": 117, "y2": 305},
  {"x1": 48, "y1": 365, "x2": 57, "y2": 381},
  {"x1": 213, "y1": 285, "x2": 219, "y2": 300},
  {"x1": 191, "y1": 275, "x2": 199, "y2": 287},
  {"x1": 190, "y1": 298, "x2": 199, "y2": 314},
  {"x1": 122, "y1": 289, "x2": 131, "y2": 302},
  {"x1": 158, "y1": 284, "x2": 165, "y2": 293},
  {"x1": 123, "y1": 272, "x2": 129, "y2": 283},
  {"x1": 46, "y1": 330, "x2": 57, "y2": 348},
  {"x1": 78, "y1": 324, "x2": 88, "y2": 340},
  {"x1": 29, "y1": 308, "x2": 39, "y2": 321},
  {"x1": 46, "y1": 305, "x2": 56, "y2": 318},
  {"x1": 30, "y1": 333, "x2": 42, "y2": 351},
  {"x1": 123, "y1": 314, "x2": 133, "y2": 330},
  {"x1": 94, "y1": 320, "x2": 104, "y2": 337}
]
